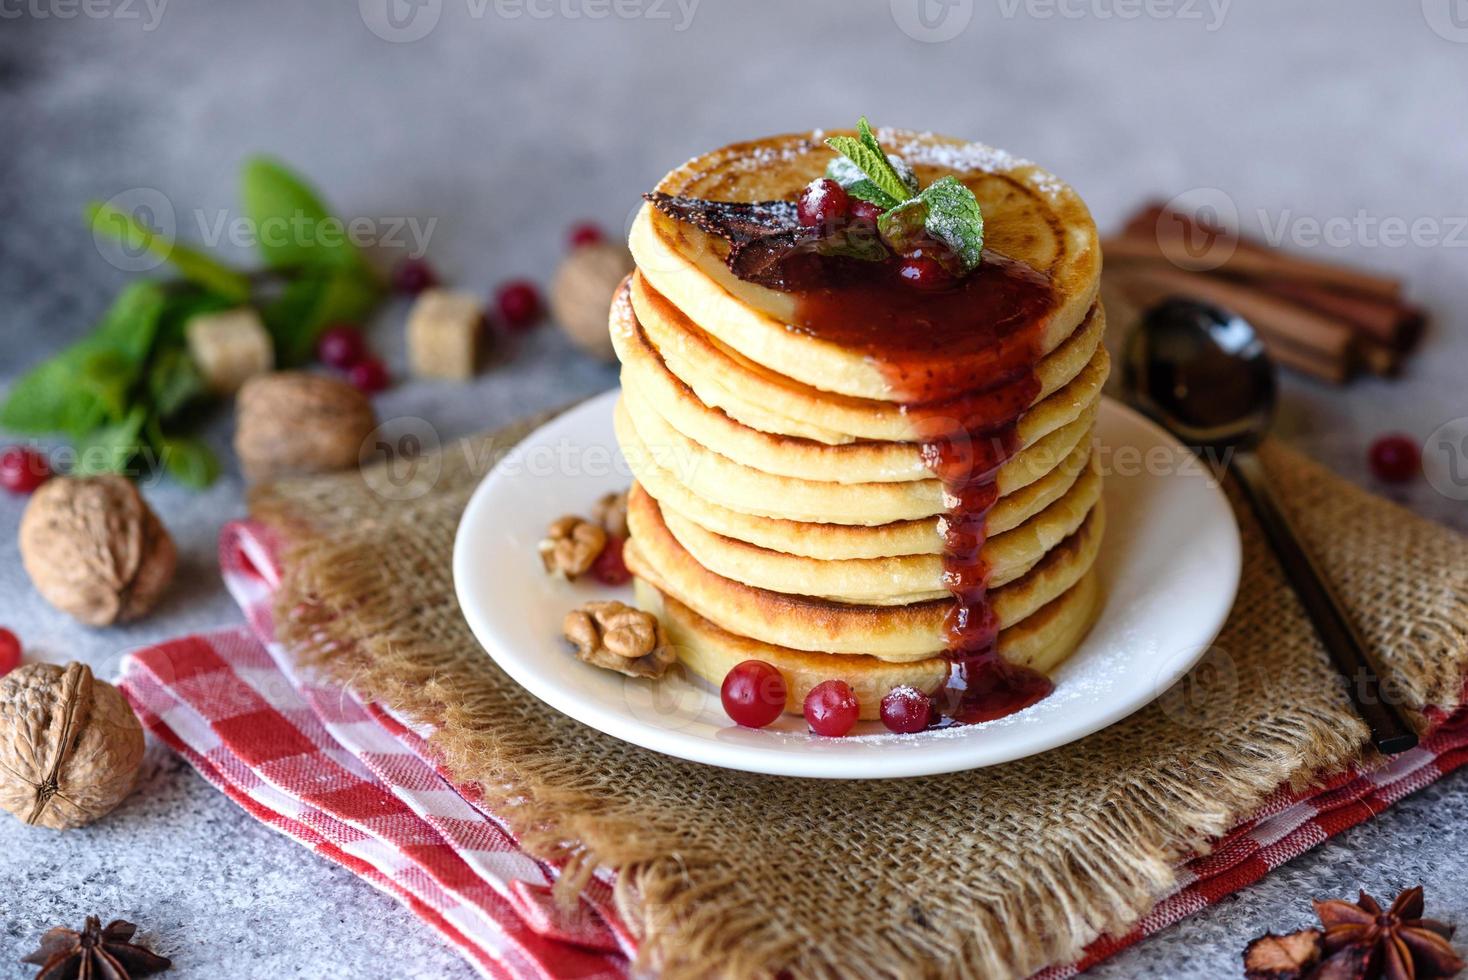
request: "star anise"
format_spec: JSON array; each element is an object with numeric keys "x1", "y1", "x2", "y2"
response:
[
  {"x1": 1244, "y1": 886, "x2": 1463, "y2": 980},
  {"x1": 22, "y1": 915, "x2": 172, "y2": 980}
]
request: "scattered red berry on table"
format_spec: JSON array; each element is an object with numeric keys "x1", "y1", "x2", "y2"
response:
[
  {"x1": 316, "y1": 324, "x2": 368, "y2": 369},
  {"x1": 1368, "y1": 433, "x2": 1420, "y2": 483},
  {"x1": 721, "y1": 660, "x2": 788, "y2": 729},
  {"x1": 796, "y1": 178, "x2": 850, "y2": 229},
  {"x1": 879, "y1": 686, "x2": 933, "y2": 734},
  {"x1": 0, "y1": 628, "x2": 20, "y2": 677},
  {"x1": 803, "y1": 679, "x2": 860, "y2": 737},
  {"x1": 848, "y1": 198, "x2": 884, "y2": 224},
  {"x1": 568, "y1": 222, "x2": 605, "y2": 248},
  {"x1": 0, "y1": 446, "x2": 51, "y2": 495},
  {"x1": 495, "y1": 280, "x2": 543, "y2": 331},
  {"x1": 896, "y1": 254, "x2": 955, "y2": 291},
  {"x1": 391, "y1": 258, "x2": 438, "y2": 295},
  {"x1": 590, "y1": 535, "x2": 632, "y2": 586},
  {"x1": 348, "y1": 356, "x2": 391, "y2": 394}
]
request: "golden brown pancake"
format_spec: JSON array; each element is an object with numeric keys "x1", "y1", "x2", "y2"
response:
[
  {"x1": 636, "y1": 571, "x2": 1101, "y2": 720},
  {"x1": 629, "y1": 129, "x2": 1101, "y2": 402},
  {"x1": 626, "y1": 482, "x2": 1105, "y2": 662},
  {"x1": 621, "y1": 273, "x2": 1107, "y2": 446}
]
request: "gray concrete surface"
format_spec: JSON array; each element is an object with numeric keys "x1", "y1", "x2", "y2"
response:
[{"x1": 2, "y1": 2, "x2": 1466, "y2": 976}]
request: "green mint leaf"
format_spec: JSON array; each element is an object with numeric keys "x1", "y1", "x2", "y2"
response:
[
  {"x1": 877, "y1": 176, "x2": 985, "y2": 275},
  {"x1": 824, "y1": 132, "x2": 914, "y2": 207},
  {"x1": 823, "y1": 157, "x2": 901, "y2": 210},
  {"x1": 917, "y1": 176, "x2": 985, "y2": 273},
  {"x1": 148, "y1": 346, "x2": 206, "y2": 419},
  {"x1": 157, "y1": 433, "x2": 220, "y2": 489},
  {"x1": 73, "y1": 405, "x2": 146, "y2": 476},
  {"x1": 1, "y1": 282, "x2": 167, "y2": 436},
  {"x1": 241, "y1": 157, "x2": 371, "y2": 273},
  {"x1": 87, "y1": 202, "x2": 251, "y2": 302},
  {"x1": 261, "y1": 266, "x2": 381, "y2": 365}
]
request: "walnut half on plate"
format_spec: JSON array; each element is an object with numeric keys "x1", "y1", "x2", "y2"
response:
[{"x1": 563, "y1": 601, "x2": 675, "y2": 679}]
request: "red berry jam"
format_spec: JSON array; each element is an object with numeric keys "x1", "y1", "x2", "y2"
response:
[
  {"x1": 590, "y1": 535, "x2": 632, "y2": 586},
  {"x1": 392, "y1": 258, "x2": 438, "y2": 295},
  {"x1": 879, "y1": 686, "x2": 933, "y2": 734},
  {"x1": 720, "y1": 660, "x2": 787, "y2": 729},
  {"x1": 1368, "y1": 433, "x2": 1420, "y2": 483},
  {"x1": 0, "y1": 628, "x2": 19, "y2": 677},
  {"x1": 568, "y1": 222, "x2": 605, "y2": 248},
  {"x1": 803, "y1": 679, "x2": 860, "y2": 737},
  {"x1": 316, "y1": 324, "x2": 367, "y2": 369},
  {"x1": 0, "y1": 446, "x2": 51, "y2": 495},
  {"x1": 896, "y1": 254, "x2": 955, "y2": 291},
  {"x1": 796, "y1": 178, "x2": 850, "y2": 229},
  {"x1": 348, "y1": 357, "x2": 391, "y2": 394},
  {"x1": 496, "y1": 280, "x2": 543, "y2": 330}
]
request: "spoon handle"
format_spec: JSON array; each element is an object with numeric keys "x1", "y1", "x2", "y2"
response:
[{"x1": 1229, "y1": 452, "x2": 1418, "y2": 754}]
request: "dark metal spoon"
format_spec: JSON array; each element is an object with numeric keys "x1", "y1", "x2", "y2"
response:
[{"x1": 1124, "y1": 298, "x2": 1418, "y2": 755}]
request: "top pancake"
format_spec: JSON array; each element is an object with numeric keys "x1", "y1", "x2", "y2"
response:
[{"x1": 630, "y1": 128, "x2": 1101, "y2": 403}]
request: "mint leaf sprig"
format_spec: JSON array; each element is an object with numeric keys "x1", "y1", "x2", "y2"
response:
[
  {"x1": 1, "y1": 158, "x2": 384, "y2": 489},
  {"x1": 822, "y1": 117, "x2": 986, "y2": 276}
]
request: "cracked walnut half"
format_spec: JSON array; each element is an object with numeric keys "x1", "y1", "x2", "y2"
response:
[{"x1": 563, "y1": 601, "x2": 675, "y2": 679}]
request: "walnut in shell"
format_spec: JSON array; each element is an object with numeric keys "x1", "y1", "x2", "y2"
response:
[
  {"x1": 0, "y1": 662, "x2": 145, "y2": 830},
  {"x1": 19, "y1": 475, "x2": 177, "y2": 627},
  {"x1": 563, "y1": 601, "x2": 675, "y2": 678},
  {"x1": 234, "y1": 372, "x2": 379, "y2": 482}
]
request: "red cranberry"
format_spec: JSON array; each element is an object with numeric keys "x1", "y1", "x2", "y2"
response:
[
  {"x1": 803, "y1": 679, "x2": 860, "y2": 737},
  {"x1": 568, "y1": 222, "x2": 605, "y2": 248},
  {"x1": 392, "y1": 258, "x2": 438, "y2": 295},
  {"x1": 849, "y1": 198, "x2": 884, "y2": 223},
  {"x1": 721, "y1": 660, "x2": 788, "y2": 729},
  {"x1": 879, "y1": 686, "x2": 933, "y2": 734},
  {"x1": 0, "y1": 446, "x2": 51, "y2": 495},
  {"x1": 496, "y1": 280, "x2": 543, "y2": 331},
  {"x1": 1368, "y1": 433, "x2": 1420, "y2": 483},
  {"x1": 897, "y1": 254, "x2": 955, "y2": 291},
  {"x1": 316, "y1": 324, "x2": 368, "y2": 369},
  {"x1": 0, "y1": 628, "x2": 19, "y2": 677},
  {"x1": 590, "y1": 535, "x2": 632, "y2": 586},
  {"x1": 796, "y1": 178, "x2": 849, "y2": 229},
  {"x1": 348, "y1": 356, "x2": 391, "y2": 394}
]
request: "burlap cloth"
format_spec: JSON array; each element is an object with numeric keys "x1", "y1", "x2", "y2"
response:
[{"x1": 251, "y1": 405, "x2": 1468, "y2": 980}]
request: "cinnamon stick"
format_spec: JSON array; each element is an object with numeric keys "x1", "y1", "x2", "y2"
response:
[{"x1": 1257, "y1": 279, "x2": 1424, "y2": 351}]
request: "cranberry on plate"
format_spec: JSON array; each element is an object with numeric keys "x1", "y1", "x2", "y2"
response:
[
  {"x1": 721, "y1": 660, "x2": 787, "y2": 729},
  {"x1": 879, "y1": 686, "x2": 933, "y2": 734},
  {"x1": 568, "y1": 222, "x2": 605, "y2": 248},
  {"x1": 0, "y1": 628, "x2": 20, "y2": 677},
  {"x1": 803, "y1": 679, "x2": 860, "y2": 737}
]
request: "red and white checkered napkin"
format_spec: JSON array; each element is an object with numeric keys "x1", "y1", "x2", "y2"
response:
[
  {"x1": 120, "y1": 522, "x2": 634, "y2": 980},
  {"x1": 120, "y1": 521, "x2": 1468, "y2": 979}
]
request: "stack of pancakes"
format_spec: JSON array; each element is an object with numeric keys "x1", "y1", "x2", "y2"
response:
[{"x1": 612, "y1": 130, "x2": 1107, "y2": 720}]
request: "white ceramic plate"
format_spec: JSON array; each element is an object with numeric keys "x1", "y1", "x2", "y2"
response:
[{"x1": 454, "y1": 390, "x2": 1241, "y2": 779}]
